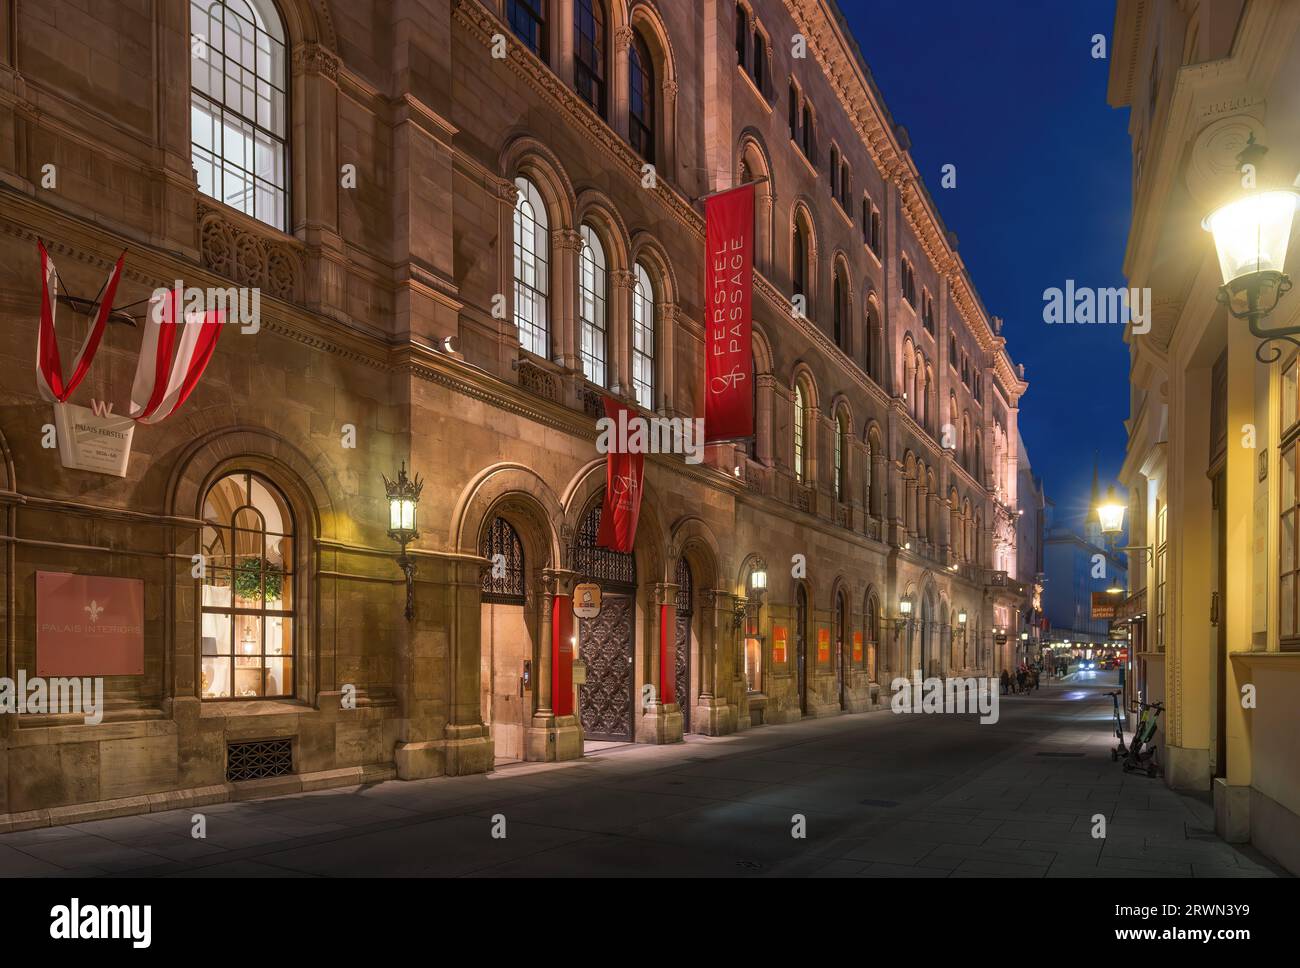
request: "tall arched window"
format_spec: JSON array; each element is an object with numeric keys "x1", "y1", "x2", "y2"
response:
[
  {"x1": 574, "y1": 0, "x2": 607, "y2": 115},
  {"x1": 793, "y1": 383, "x2": 807, "y2": 484},
  {"x1": 201, "y1": 471, "x2": 296, "y2": 699},
  {"x1": 190, "y1": 0, "x2": 288, "y2": 231},
  {"x1": 578, "y1": 224, "x2": 607, "y2": 386},
  {"x1": 507, "y1": 0, "x2": 547, "y2": 59},
  {"x1": 735, "y1": 3, "x2": 749, "y2": 67},
  {"x1": 632, "y1": 262, "x2": 656, "y2": 409},
  {"x1": 513, "y1": 176, "x2": 550, "y2": 358},
  {"x1": 801, "y1": 102, "x2": 815, "y2": 162},
  {"x1": 788, "y1": 81, "x2": 799, "y2": 140},
  {"x1": 629, "y1": 33, "x2": 655, "y2": 162},
  {"x1": 833, "y1": 265, "x2": 848, "y2": 350},
  {"x1": 793, "y1": 216, "x2": 809, "y2": 302},
  {"x1": 834, "y1": 412, "x2": 847, "y2": 502},
  {"x1": 829, "y1": 145, "x2": 839, "y2": 198},
  {"x1": 865, "y1": 591, "x2": 880, "y2": 679}
]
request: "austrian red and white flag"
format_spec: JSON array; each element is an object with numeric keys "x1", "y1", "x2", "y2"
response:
[
  {"x1": 704, "y1": 183, "x2": 755, "y2": 444},
  {"x1": 35, "y1": 241, "x2": 124, "y2": 403},
  {"x1": 596, "y1": 396, "x2": 645, "y2": 554},
  {"x1": 129, "y1": 286, "x2": 224, "y2": 424}
]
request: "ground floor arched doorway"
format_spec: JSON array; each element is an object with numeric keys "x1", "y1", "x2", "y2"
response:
[
  {"x1": 574, "y1": 502, "x2": 636, "y2": 743},
  {"x1": 478, "y1": 515, "x2": 534, "y2": 764}
]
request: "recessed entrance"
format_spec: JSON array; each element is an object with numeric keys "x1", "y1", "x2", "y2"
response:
[{"x1": 574, "y1": 503, "x2": 637, "y2": 744}]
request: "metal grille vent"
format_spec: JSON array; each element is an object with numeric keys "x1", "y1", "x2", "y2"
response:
[{"x1": 227, "y1": 739, "x2": 294, "y2": 781}]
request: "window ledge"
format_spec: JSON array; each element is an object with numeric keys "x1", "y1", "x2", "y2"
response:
[
  {"x1": 200, "y1": 698, "x2": 313, "y2": 718},
  {"x1": 736, "y1": 65, "x2": 772, "y2": 113},
  {"x1": 789, "y1": 139, "x2": 819, "y2": 177}
]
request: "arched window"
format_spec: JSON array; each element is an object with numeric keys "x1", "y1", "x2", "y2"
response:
[
  {"x1": 200, "y1": 471, "x2": 296, "y2": 699},
  {"x1": 578, "y1": 224, "x2": 607, "y2": 386},
  {"x1": 513, "y1": 176, "x2": 550, "y2": 358},
  {"x1": 507, "y1": 0, "x2": 547, "y2": 59},
  {"x1": 834, "y1": 412, "x2": 847, "y2": 502},
  {"x1": 632, "y1": 262, "x2": 656, "y2": 409},
  {"x1": 840, "y1": 161, "x2": 851, "y2": 209},
  {"x1": 833, "y1": 265, "x2": 848, "y2": 351},
  {"x1": 793, "y1": 383, "x2": 807, "y2": 484},
  {"x1": 900, "y1": 256, "x2": 916, "y2": 306},
  {"x1": 750, "y1": 26, "x2": 767, "y2": 94},
  {"x1": 829, "y1": 145, "x2": 839, "y2": 198},
  {"x1": 801, "y1": 103, "x2": 816, "y2": 162},
  {"x1": 629, "y1": 33, "x2": 655, "y2": 162},
  {"x1": 793, "y1": 216, "x2": 810, "y2": 302},
  {"x1": 735, "y1": 3, "x2": 748, "y2": 68},
  {"x1": 480, "y1": 517, "x2": 526, "y2": 603},
  {"x1": 865, "y1": 591, "x2": 880, "y2": 679},
  {"x1": 788, "y1": 81, "x2": 798, "y2": 140},
  {"x1": 574, "y1": 0, "x2": 607, "y2": 115},
  {"x1": 190, "y1": 0, "x2": 288, "y2": 231}
]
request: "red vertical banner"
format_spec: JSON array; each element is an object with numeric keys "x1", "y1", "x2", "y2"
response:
[
  {"x1": 553, "y1": 593, "x2": 574, "y2": 717},
  {"x1": 704, "y1": 184, "x2": 755, "y2": 444},
  {"x1": 596, "y1": 396, "x2": 645, "y2": 553},
  {"x1": 659, "y1": 603, "x2": 675, "y2": 706}
]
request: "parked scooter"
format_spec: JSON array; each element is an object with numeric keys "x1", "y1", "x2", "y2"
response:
[
  {"x1": 1105, "y1": 690, "x2": 1128, "y2": 760},
  {"x1": 1122, "y1": 700, "x2": 1165, "y2": 778}
]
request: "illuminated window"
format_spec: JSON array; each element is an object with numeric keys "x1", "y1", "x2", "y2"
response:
[
  {"x1": 1281, "y1": 359, "x2": 1300, "y2": 643},
  {"x1": 578, "y1": 225, "x2": 607, "y2": 386},
  {"x1": 1155, "y1": 502, "x2": 1167, "y2": 653},
  {"x1": 632, "y1": 262, "x2": 656, "y2": 409},
  {"x1": 793, "y1": 383, "x2": 807, "y2": 484},
  {"x1": 513, "y1": 176, "x2": 550, "y2": 358},
  {"x1": 201, "y1": 471, "x2": 295, "y2": 699},
  {"x1": 190, "y1": 0, "x2": 288, "y2": 230}
]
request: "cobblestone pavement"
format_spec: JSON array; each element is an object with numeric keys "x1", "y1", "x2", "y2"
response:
[{"x1": 0, "y1": 673, "x2": 1287, "y2": 877}]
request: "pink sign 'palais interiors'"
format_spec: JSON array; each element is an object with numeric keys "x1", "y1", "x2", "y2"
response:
[{"x1": 36, "y1": 571, "x2": 145, "y2": 676}]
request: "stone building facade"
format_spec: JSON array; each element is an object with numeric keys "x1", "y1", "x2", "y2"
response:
[
  {"x1": 0, "y1": 0, "x2": 1027, "y2": 828},
  {"x1": 1110, "y1": 0, "x2": 1300, "y2": 874}
]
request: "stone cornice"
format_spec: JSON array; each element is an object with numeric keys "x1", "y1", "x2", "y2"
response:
[{"x1": 783, "y1": 0, "x2": 1026, "y2": 399}]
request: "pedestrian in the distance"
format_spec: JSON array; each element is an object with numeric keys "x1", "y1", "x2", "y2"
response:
[{"x1": 1000, "y1": 669, "x2": 1010, "y2": 695}]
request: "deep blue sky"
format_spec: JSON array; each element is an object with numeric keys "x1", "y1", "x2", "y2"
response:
[{"x1": 844, "y1": 0, "x2": 1133, "y2": 531}]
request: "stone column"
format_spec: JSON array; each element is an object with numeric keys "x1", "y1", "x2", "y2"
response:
[
  {"x1": 609, "y1": 268, "x2": 636, "y2": 400},
  {"x1": 613, "y1": 25, "x2": 633, "y2": 142},
  {"x1": 658, "y1": 301, "x2": 677, "y2": 414},
  {"x1": 551, "y1": 228, "x2": 582, "y2": 370}
]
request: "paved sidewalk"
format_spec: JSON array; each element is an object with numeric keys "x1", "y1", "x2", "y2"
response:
[{"x1": 0, "y1": 675, "x2": 1286, "y2": 877}]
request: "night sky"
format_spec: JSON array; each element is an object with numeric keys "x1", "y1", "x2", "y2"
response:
[{"x1": 844, "y1": 0, "x2": 1133, "y2": 531}]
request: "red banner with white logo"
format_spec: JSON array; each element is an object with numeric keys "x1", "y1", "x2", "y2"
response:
[
  {"x1": 596, "y1": 396, "x2": 644, "y2": 554},
  {"x1": 704, "y1": 183, "x2": 754, "y2": 444}
]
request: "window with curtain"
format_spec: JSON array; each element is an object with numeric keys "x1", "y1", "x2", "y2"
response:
[
  {"x1": 507, "y1": 0, "x2": 547, "y2": 59},
  {"x1": 513, "y1": 176, "x2": 550, "y2": 358},
  {"x1": 578, "y1": 224, "x2": 607, "y2": 386},
  {"x1": 793, "y1": 383, "x2": 806, "y2": 484},
  {"x1": 574, "y1": 0, "x2": 606, "y2": 115},
  {"x1": 632, "y1": 262, "x2": 656, "y2": 409},
  {"x1": 190, "y1": 0, "x2": 288, "y2": 231},
  {"x1": 629, "y1": 33, "x2": 655, "y2": 162},
  {"x1": 200, "y1": 471, "x2": 295, "y2": 699}
]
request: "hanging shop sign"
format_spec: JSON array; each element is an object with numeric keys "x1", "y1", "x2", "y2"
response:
[
  {"x1": 704, "y1": 183, "x2": 755, "y2": 444},
  {"x1": 53, "y1": 402, "x2": 135, "y2": 477},
  {"x1": 1090, "y1": 592, "x2": 1117, "y2": 620},
  {"x1": 573, "y1": 582, "x2": 602, "y2": 619},
  {"x1": 36, "y1": 571, "x2": 144, "y2": 676}
]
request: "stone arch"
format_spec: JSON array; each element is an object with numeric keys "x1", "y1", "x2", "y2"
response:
[
  {"x1": 500, "y1": 134, "x2": 578, "y2": 229},
  {"x1": 667, "y1": 515, "x2": 724, "y2": 592},
  {"x1": 562, "y1": 459, "x2": 668, "y2": 585},
  {"x1": 628, "y1": 231, "x2": 679, "y2": 307},
  {"x1": 450, "y1": 463, "x2": 565, "y2": 566},
  {"x1": 737, "y1": 129, "x2": 776, "y2": 271},
  {"x1": 575, "y1": 189, "x2": 633, "y2": 273}
]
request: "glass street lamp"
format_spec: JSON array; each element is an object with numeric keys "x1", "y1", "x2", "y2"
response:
[
  {"x1": 894, "y1": 595, "x2": 913, "y2": 634},
  {"x1": 1202, "y1": 140, "x2": 1300, "y2": 362},
  {"x1": 750, "y1": 561, "x2": 768, "y2": 592},
  {"x1": 1097, "y1": 486, "x2": 1126, "y2": 537},
  {"x1": 958, "y1": 609, "x2": 967, "y2": 626},
  {"x1": 382, "y1": 462, "x2": 424, "y2": 621}
]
